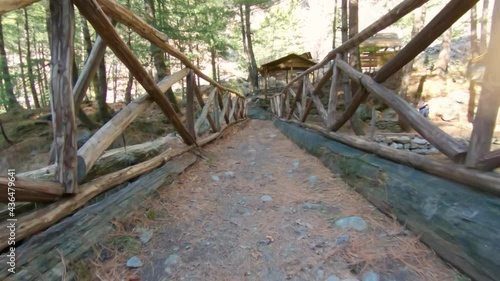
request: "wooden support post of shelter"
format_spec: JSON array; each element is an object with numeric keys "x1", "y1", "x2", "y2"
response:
[{"x1": 49, "y1": 0, "x2": 78, "y2": 194}]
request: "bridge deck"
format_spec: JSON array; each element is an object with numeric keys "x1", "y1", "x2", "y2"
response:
[{"x1": 93, "y1": 120, "x2": 458, "y2": 281}]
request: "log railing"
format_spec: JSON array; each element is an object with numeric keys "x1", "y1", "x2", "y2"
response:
[
  {"x1": 270, "y1": 0, "x2": 500, "y2": 194},
  {"x1": 0, "y1": 0, "x2": 247, "y2": 204}
]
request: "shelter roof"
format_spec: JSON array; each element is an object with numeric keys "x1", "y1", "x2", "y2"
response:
[{"x1": 259, "y1": 52, "x2": 316, "y2": 75}]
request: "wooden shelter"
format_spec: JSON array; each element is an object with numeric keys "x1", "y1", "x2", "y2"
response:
[
  {"x1": 359, "y1": 32, "x2": 402, "y2": 72},
  {"x1": 259, "y1": 52, "x2": 317, "y2": 96}
]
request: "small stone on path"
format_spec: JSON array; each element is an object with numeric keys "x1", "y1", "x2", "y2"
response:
[
  {"x1": 164, "y1": 254, "x2": 181, "y2": 266},
  {"x1": 211, "y1": 175, "x2": 220, "y2": 181},
  {"x1": 302, "y1": 202, "x2": 323, "y2": 210},
  {"x1": 334, "y1": 216, "x2": 368, "y2": 231},
  {"x1": 261, "y1": 195, "x2": 273, "y2": 202},
  {"x1": 325, "y1": 274, "x2": 341, "y2": 281},
  {"x1": 126, "y1": 256, "x2": 142, "y2": 268},
  {"x1": 136, "y1": 227, "x2": 153, "y2": 244},
  {"x1": 362, "y1": 271, "x2": 380, "y2": 281},
  {"x1": 308, "y1": 175, "x2": 318, "y2": 184},
  {"x1": 335, "y1": 234, "x2": 350, "y2": 245}
]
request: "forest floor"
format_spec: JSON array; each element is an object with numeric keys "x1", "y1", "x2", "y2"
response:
[{"x1": 87, "y1": 119, "x2": 462, "y2": 281}]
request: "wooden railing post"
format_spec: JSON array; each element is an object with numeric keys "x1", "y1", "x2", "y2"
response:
[
  {"x1": 186, "y1": 70, "x2": 196, "y2": 139},
  {"x1": 49, "y1": 0, "x2": 78, "y2": 194},
  {"x1": 327, "y1": 58, "x2": 340, "y2": 127}
]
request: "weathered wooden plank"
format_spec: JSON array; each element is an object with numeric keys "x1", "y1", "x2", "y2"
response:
[
  {"x1": 228, "y1": 96, "x2": 237, "y2": 122},
  {"x1": 327, "y1": 58, "x2": 341, "y2": 127},
  {"x1": 336, "y1": 59, "x2": 467, "y2": 162},
  {"x1": 220, "y1": 93, "x2": 231, "y2": 125},
  {"x1": 465, "y1": 1, "x2": 500, "y2": 168},
  {"x1": 194, "y1": 88, "x2": 217, "y2": 134},
  {"x1": 96, "y1": 0, "x2": 242, "y2": 97},
  {"x1": 330, "y1": 0, "x2": 480, "y2": 134},
  {"x1": 274, "y1": 119, "x2": 500, "y2": 281},
  {"x1": 0, "y1": 0, "x2": 39, "y2": 15},
  {"x1": 49, "y1": 0, "x2": 78, "y2": 194},
  {"x1": 0, "y1": 177, "x2": 63, "y2": 202},
  {"x1": 194, "y1": 85, "x2": 217, "y2": 133},
  {"x1": 287, "y1": 80, "x2": 303, "y2": 120},
  {"x1": 186, "y1": 70, "x2": 196, "y2": 139},
  {"x1": 77, "y1": 68, "x2": 189, "y2": 179},
  {"x1": 73, "y1": 35, "x2": 107, "y2": 108},
  {"x1": 74, "y1": 0, "x2": 195, "y2": 146},
  {"x1": 477, "y1": 149, "x2": 500, "y2": 171},
  {"x1": 284, "y1": 0, "x2": 429, "y2": 88}
]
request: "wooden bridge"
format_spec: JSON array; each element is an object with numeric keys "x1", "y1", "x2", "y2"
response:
[{"x1": 0, "y1": 0, "x2": 499, "y2": 280}]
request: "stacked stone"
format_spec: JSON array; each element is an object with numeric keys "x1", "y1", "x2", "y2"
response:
[{"x1": 374, "y1": 135, "x2": 439, "y2": 155}]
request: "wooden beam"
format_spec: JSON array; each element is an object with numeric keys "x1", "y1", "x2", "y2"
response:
[
  {"x1": 74, "y1": 0, "x2": 196, "y2": 145},
  {"x1": 73, "y1": 35, "x2": 107, "y2": 108},
  {"x1": 49, "y1": 0, "x2": 78, "y2": 194},
  {"x1": 96, "y1": 0, "x2": 243, "y2": 97},
  {"x1": 185, "y1": 70, "x2": 196, "y2": 139},
  {"x1": 194, "y1": 88, "x2": 217, "y2": 134},
  {"x1": 194, "y1": 85, "x2": 217, "y2": 133},
  {"x1": 465, "y1": 1, "x2": 500, "y2": 167},
  {"x1": 330, "y1": 0, "x2": 480, "y2": 133},
  {"x1": 284, "y1": 0, "x2": 429, "y2": 88},
  {"x1": 0, "y1": 0, "x2": 39, "y2": 15},
  {"x1": 284, "y1": 120, "x2": 500, "y2": 196},
  {"x1": 287, "y1": 80, "x2": 303, "y2": 119},
  {"x1": 0, "y1": 177, "x2": 64, "y2": 202},
  {"x1": 336, "y1": 59, "x2": 467, "y2": 162},
  {"x1": 220, "y1": 93, "x2": 231, "y2": 125},
  {"x1": 327, "y1": 58, "x2": 341, "y2": 127},
  {"x1": 77, "y1": 69, "x2": 189, "y2": 180},
  {"x1": 477, "y1": 150, "x2": 500, "y2": 171}
]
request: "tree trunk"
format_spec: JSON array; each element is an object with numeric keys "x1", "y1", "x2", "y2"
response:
[
  {"x1": 332, "y1": 0, "x2": 338, "y2": 49},
  {"x1": 348, "y1": 0, "x2": 365, "y2": 135},
  {"x1": 211, "y1": 46, "x2": 217, "y2": 80},
  {"x1": 398, "y1": 4, "x2": 427, "y2": 131},
  {"x1": 33, "y1": 31, "x2": 46, "y2": 108},
  {"x1": 17, "y1": 20, "x2": 30, "y2": 109},
  {"x1": 144, "y1": 0, "x2": 180, "y2": 114},
  {"x1": 239, "y1": 4, "x2": 248, "y2": 56},
  {"x1": 480, "y1": 0, "x2": 489, "y2": 53},
  {"x1": 124, "y1": 0, "x2": 133, "y2": 104},
  {"x1": 0, "y1": 16, "x2": 21, "y2": 111},
  {"x1": 470, "y1": 4, "x2": 480, "y2": 57},
  {"x1": 434, "y1": 28, "x2": 452, "y2": 78},
  {"x1": 97, "y1": 57, "x2": 111, "y2": 122},
  {"x1": 81, "y1": 17, "x2": 99, "y2": 101},
  {"x1": 24, "y1": 8, "x2": 40, "y2": 108},
  {"x1": 244, "y1": 4, "x2": 259, "y2": 91}
]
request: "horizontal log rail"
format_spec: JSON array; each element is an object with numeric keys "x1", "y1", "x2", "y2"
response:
[
  {"x1": 283, "y1": 120, "x2": 500, "y2": 196},
  {"x1": 477, "y1": 150, "x2": 500, "y2": 171},
  {"x1": 0, "y1": 178, "x2": 64, "y2": 202},
  {"x1": 0, "y1": 118, "x2": 248, "y2": 252}
]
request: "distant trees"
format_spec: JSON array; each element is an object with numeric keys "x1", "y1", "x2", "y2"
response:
[{"x1": 0, "y1": 16, "x2": 21, "y2": 111}]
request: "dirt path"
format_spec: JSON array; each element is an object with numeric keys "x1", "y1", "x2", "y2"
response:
[{"x1": 92, "y1": 120, "x2": 460, "y2": 281}]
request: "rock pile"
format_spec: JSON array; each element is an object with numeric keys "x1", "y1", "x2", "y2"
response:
[{"x1": 374, "y1": 135, "x2": 439, "y2": 155}]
